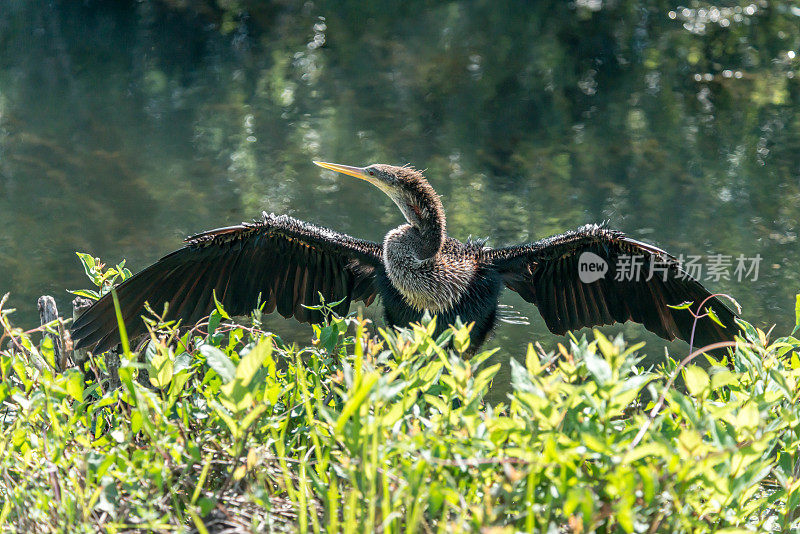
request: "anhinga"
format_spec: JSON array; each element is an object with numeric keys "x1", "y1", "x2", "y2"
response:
[{"x1": 72, "y1": 161, "x2": 737, "y2": 354}]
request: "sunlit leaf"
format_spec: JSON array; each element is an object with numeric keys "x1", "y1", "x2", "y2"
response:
[
  {"x1": 207, "y1": 310, "x2": 222, "y2": 337},
  {"x1": 794, "y1": 294, "x2": 800, "y2": 335},
  {"x1": 583, "y1": 350, "x2": 612, "y2": 385},
  {"x1": 212, "y1": 290, "x2": 230, "y2": 320},
  {"x1": 684, "y1": 365, "x2": 709, "y2": 397},
  {"x1": 736, "y1": 402, "x2": 760, "y2": 430},
  {"x1": 710, "y1": 369, "x2": 738, "y2": 390},
  {"x1": 705, "y1": 306, "x2": 725, "y2": 328},
  {"x1": 201, "y1": 344, "x2": 236, "y2": 383},
  {"x1": 174, "y1": 352, "x2": 192, "y2": 374},
  {"x1": 236, "y1": 338, "x2": 272, "y2": 387},
  {"x1": 65, "y1": 370, "x2": 84, "y2": 401},
  {"x1": 67, "y1": 288, "x2": 101, "y2": 300}
]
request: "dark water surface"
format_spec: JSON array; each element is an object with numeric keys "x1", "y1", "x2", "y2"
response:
[{"x1": 2, "y1": 1, "x2": 799, "y2": 387}]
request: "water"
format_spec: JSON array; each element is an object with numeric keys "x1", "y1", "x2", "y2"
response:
[{"x1": 1, "y1": 1, "x2": 799, "y2": 388}]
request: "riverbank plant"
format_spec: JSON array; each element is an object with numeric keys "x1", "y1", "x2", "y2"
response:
[{"x1": 0, "y1": 258, "x2": 799, "y2": 532}]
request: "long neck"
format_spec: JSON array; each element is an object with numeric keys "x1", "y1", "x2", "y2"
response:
[
  {"x1": 392, "y1": 192, "x2": 445, "y2": 259},
  {"x1": 415, "y1": 199, "x2": 446, "y2": 258}
]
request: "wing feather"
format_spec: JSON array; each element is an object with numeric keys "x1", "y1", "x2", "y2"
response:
[
  {"x1": 72, "y1": 212, "x2": 383, "y2": 352},
  {"x1": 490, "y1": 223, "x2": 739, "y2": 347}
]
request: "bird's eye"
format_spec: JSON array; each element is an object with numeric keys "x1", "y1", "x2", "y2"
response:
[{"x1": 368, "y1": 170, "x2": 375, "y2": 176}]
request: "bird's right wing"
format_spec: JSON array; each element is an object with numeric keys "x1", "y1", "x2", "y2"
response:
[
  {"x1": 489, "y1": 224, "x2": 739, "y2": 348},
  {"x1": 72, "y1": 213, "x2": 384, "y2": 353}
]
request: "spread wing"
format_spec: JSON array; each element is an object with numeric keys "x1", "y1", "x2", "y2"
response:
[
  {"x1": 489, "y1": 224, "x2": 739, "y2": 348},
  {"x1": 72, "y1": 213, "x2": 384, "y2": 353}
]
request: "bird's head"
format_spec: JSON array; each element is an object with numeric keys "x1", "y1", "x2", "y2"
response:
[{"x1": 313, "y1": 161, "x2": 446, "y2": 240}]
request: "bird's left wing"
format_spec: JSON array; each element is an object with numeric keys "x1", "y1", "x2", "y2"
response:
[
  {"x1": 489, "y1": 224, "x2": 739, "y2": 347},
  {"x1": 72, "y1": 213, "x2": 384, "y2": 353}
]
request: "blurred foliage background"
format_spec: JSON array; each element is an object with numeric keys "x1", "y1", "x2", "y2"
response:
[{"x1": 1, "y1": 0, "x2": 799, "y2": 380}]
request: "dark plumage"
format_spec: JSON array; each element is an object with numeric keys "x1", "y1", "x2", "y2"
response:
[{"x1": 72, "y1": 161, "x2": 739, "y2": 354}]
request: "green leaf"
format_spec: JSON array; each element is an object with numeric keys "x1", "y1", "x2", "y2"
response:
[
  {"x1": 683, "y1": 365, "x2": 709, "y2": 396},
  {"x1": 207, "y1": 310, "x2": 222, "y2": 336},
  {"x1": 705, "y1": 306, "x2": 725, "y2": 328},
  {"x1": 710, "y1": 369, "x2": 738, "y2": 390},
  {"x1": 174, "y1": 352, "x2": 192, "y2": 374},
  {"x1": 319, "y1": 325, "x2": 339, "y2": 352},
  {"x1": 236, "y1": 338, "x2": 272, "y2": 387},
  {"x1": 434, "y1": 328, "x2": 453, "y2": 347},
  {"x1": 201, "y1": 345, "x2": 236, "y2": 383},
  {"x1": 468, "y1": 346, "x2": 498, "y2": 368},
  {"x1": 220, "y1": 380, "x2": 254, "y2": 412},
  {"x1": 736, "y1": 402, "x2": 759, "y2": 429},
  {"x1": 473, "y1": 363, "x2": 501, "y2": 393},
  {"x1": 618, "y1": 373, "x2": 656, "y2": 394},
  {"x1": 76, "y1": 252, "x2": 97, "y2": 280},
  {"x1": 111, "y1": 290, "x2": 132, "y2": 359},
  {"x1": 148, "y1": 343, "x2": 174, "y2": 388},
  {"x1": 667, "y1": 301, "x2": 693, "y2": 310},
  {"x1": 168, "y1": 370, "x2": 192, "y2": 400},
  {"x1": 333, "y1": 316, "x2": 348, "y2": 334},
  {"x1": 594, "y1": 330, "x2": 616, "y2": 358},
  {"x1": 583, "y1": 350, "x2": 612, "y2": 385},
  {"x1": 212, "y1": 290, "x2": 230, "y2": 320},
  {"x1": 735, "y1": 318, "x2": 760, "y2": 344},
  {"x1": 65, "y1": 370, "x2": 84, "y2": 401},
  {"x1": 335, "y1": 373, "x2": 379, "y2": 434},
  {"x1": 67, "y1": 289, "x2": 101, "y2": 300},
  {"x1": 210, "y1": 400, "x2": 239, "y2": 437},
  {"x1": 509, "y1": 357, "x2": 534, "y2": 393},
  {"x1": 130, "y1": 410, "x2": 143, "y2": 434},
  {"x1": 40, "y1": 336, "x2": 56, "y2": 369},
  {"x1": 524, "y1": 343, "x2": 541, "y2": 375},
  {"x1": 794, "y1": 294, "x2": 800, "y2": 335},
  {"x1": 239, "y1": 403, "x2": 268, "y2": 432},
  {"x1": 452, "y1": 323, "x2": 472, "y2": 354},
  {"x1": 198, "y1": 497, "x2": 216, "y2": 517},
  {"x1": 622, "y1": 442, "x2": 669, "y2": 464}
]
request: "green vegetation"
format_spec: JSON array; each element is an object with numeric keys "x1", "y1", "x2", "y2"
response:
[{"x1": 1, "y1": 259, "x2": 800, "y2": 532}]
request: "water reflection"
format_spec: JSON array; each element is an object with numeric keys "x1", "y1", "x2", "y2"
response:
[{"x1": 1, "y1": 1, "x2": 798, "y2": 389}]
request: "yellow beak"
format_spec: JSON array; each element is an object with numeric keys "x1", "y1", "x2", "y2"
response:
[{"x1": 313, "y1": 161, "x2": 368, "y2": 180}]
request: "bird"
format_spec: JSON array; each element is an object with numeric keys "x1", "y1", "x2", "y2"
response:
[{"x1": 72, "y1": 161, "x2": 738, "y2": 354}]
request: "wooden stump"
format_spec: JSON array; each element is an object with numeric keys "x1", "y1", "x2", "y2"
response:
[
  {"x1": 106, "y1": 349, "x2": 121, "y2": 391},
  {"x1": 38, "y1": 296, "x2": 66, "y2": 370}
]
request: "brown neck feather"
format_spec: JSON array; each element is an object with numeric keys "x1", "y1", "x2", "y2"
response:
[
  {"x1": 395, "y1": 170, "x2": 446, "y2": 259},
  {"x1": 414, "y1": 196, "x2": 445, "y2": 258}
]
